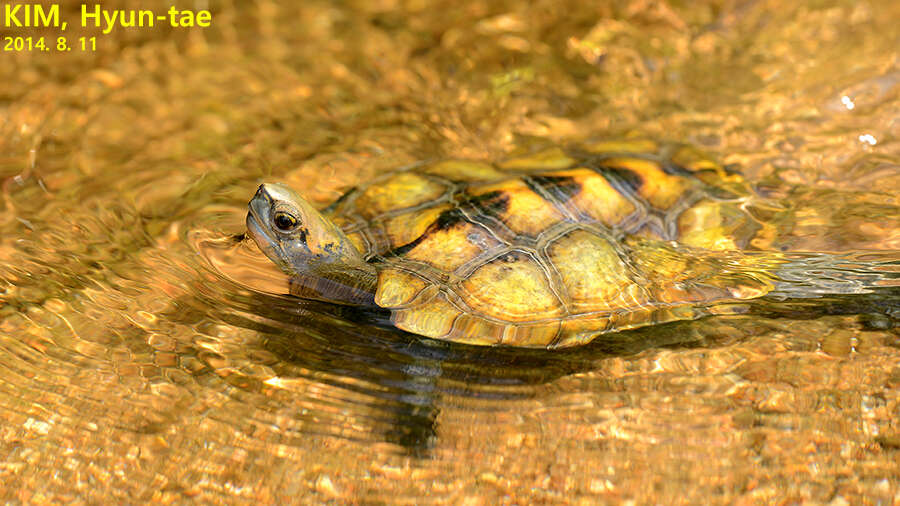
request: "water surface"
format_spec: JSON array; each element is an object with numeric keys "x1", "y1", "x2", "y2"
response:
[{"x1": 1, "y1": 0, "x2": 899, "y2": 503}]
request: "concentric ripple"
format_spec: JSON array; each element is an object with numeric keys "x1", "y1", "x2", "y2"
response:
[{"x1": 2, "y1": 0, "x2": 900, "y2": 503}]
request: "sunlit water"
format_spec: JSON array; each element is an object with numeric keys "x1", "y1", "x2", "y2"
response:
[{"x1": 1, "y1": 0, "x2": 899, "y2": 503}]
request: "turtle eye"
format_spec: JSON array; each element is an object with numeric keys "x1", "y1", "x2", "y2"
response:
[{"x1": 273, "y1": 211, "x2": 299, "y2": 231}]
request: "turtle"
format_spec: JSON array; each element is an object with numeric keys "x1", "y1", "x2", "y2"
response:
[{"x1": 245, "y1": 139, "x2": 791, "y2": 348}]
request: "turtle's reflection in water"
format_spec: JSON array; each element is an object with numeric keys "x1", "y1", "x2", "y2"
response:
[{"x1": 205, "y1": 290, "x2": 789, "y2": 455}]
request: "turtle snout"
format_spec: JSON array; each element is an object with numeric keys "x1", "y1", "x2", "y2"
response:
[
  {"x1": 248, "y1": 185, "x2": 274, "y2": 226},
  {"x1": 252, "y1": 184, "x2": 274, "y2": 205}
]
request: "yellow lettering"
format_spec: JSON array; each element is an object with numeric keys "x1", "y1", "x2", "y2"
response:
[
  {"x1": 81, "y1": 4, "x2": 100, "y2": 27},
  {"x1": 102, "y1": 9, "x2": 116, "y2": 34},
  {"x1": 178, "y1": 11, "x2": 194, "y2": 26},
  {"x1": 5, "y1": 5, "x2": 22, "y2": 27},
  {"x1": 166, "y1": 6, "x2": 178, "y2": 26},
  {"x1": 33, "y1": 4, "x2": 59, "y2": 27},
  {"x1": 138, "y1": 10, "x2": 153, "y2": 27}
]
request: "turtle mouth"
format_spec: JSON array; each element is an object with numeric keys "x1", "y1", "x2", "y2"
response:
[
  {"x1": 245, "y1": 210, "x2": 268, "y2": 244},
  {"x1": 246, "y1": 185, "x2": 280, "y2": 255}
]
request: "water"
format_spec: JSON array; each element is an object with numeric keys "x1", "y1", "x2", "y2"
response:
[{"x1": 1, "y1": 0, "x2": 899, "y2": 503}]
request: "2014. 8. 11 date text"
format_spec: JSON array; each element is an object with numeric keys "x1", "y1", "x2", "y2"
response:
[{"x1": 3, "y1": 36, "x2": 96, "y2": 52}]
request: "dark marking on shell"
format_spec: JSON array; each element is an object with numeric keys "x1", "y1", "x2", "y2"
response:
[
  {"x1": 596, "y1": 167, "x2": 644, "y2": 194},
  {"x1": 382, "y1": 191, "x2": 509, "y2": 258},
  {"x1": 433, "y1": 208, "x2": 468, "y2": 231},
  {"x1": 660, "y1": 161, "x2": 694, "y2": 177},
  {"x1": 462, "y1": 191, "x2": 510, "y2": 223},
  {"x1": 523, "y1": 175, "x2": 583, "y2": 206},
  {"x1": 723, "y1": 163, "x2": 742, "y2": 175}
]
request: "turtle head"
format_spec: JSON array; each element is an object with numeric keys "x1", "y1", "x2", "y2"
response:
[{"x1": 246, "y1": 183, "x2": 376, "y2": 300}]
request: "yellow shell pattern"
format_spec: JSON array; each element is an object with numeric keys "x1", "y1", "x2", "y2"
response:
[{"x1": 329, "y1": 140, "x2": 781, "y2": 347}]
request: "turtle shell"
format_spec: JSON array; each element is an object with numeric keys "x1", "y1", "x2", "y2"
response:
[{"x1": 327, "y1": 140, "x2": 781, "y2": 347}]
